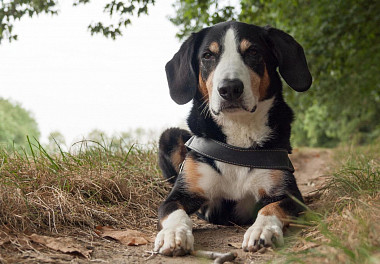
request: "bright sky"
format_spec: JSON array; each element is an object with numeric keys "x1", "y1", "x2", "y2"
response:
[{"x1": 0, "y1": 1, "x2": 191, "y2": 145}]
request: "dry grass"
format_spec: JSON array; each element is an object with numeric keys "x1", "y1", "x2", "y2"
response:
[
  {"x1": 0, "y1": 138, "x2": 170, "y2": 236},
  {"x1": 281, "y1": 139, "x2": 380, "y2": 263},
  {"x1": 1, "y1": 137, "x2": 379, "y2": 263}
]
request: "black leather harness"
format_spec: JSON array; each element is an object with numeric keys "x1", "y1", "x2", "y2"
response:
[{"x1": 185, "y1": 135, "x2": 295, "y2": 172}]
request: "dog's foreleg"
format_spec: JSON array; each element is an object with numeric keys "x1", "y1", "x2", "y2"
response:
[
  {"x1": 154, "y1": 186, "x2": 206, "y2": 256},
  {"x1": 242, "y1": 197, "x2": 302, "y2": 252},
  {"x1": 154, "y1": 207, "x2": 194, "y2": 256}
]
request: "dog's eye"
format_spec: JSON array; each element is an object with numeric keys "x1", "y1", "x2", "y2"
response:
[
  {"x1": 202, "y1": 52, "x2": 214, "y2": 60},
  {"x1": 246, "y1": 47, "x2": 257, "y2": 55}
]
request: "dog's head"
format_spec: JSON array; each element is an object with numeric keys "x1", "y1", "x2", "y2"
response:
[{"x1": 165, "y1": 21, "x2": 312, "y2": 117}]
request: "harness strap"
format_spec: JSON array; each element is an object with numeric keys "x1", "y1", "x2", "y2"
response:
[{"x1": 185, "y1": 135, "x2": 295, "y2": 172}]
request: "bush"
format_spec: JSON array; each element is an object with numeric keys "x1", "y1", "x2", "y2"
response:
[{"x1": 0, "y1": 98, "x2": 40, "y2": 149}]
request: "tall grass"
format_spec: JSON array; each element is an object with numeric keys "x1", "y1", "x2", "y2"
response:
[
  {"x1": 281, "y1": 140, "x2": 380, "y2": 263},
  {"x1": 0, "y1": 137, "x2": 169, "y2": 235},
  {"x1": 1, "y1": 136, "x2": 379, "y2": 263}
]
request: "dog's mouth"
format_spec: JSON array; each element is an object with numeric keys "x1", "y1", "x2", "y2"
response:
[{"x1": 212, "y1": 102, "x2": 257, "y2": 115}]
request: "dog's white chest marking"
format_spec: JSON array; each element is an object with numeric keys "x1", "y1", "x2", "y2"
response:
[
  {"x1": 197, "y1": 97, "x2": 276, "y2": 203},
  {"x1": 216, "y1": 97, "x2": 274, "y2": 148},
  {"x1": 197, "y1": 161, "x2": 275, "y2": 201}
]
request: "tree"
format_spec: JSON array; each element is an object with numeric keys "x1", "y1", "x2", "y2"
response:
[
  {"x1": 0, "y1": 0, "x2": 58, "y2": 43},
  {"x1": 0, "y1": 0, "x2": 155, "y2": 43},
  {"x1": 0, "y1": 98, "x2": 40, "y2": 148}
]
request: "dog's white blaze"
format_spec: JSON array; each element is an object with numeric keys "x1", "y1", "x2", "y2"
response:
[
  {"x1": 218, "y1": 97, "x2": 274, "y2": 148},
  {"x1": 242, "y1": 213, "x2": 284, "y2": 249},
  {"x1": 211, "y1": 28, "x2": 256, "y2": 113},
  {"x1": 210, "y1": 27, "x2": 274, "y2": 148},
  {"x1": 197, "y1": 161, "x2": 275, "y2": 201}
]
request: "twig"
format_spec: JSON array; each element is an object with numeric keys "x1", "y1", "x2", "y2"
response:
[
  {"x1": 153, "y1": 249, "x2": 237, "y2": 263},
  {"x1": 288, "y1": 223, "x2": 310, "y2": 228},
  {"x1": 145, "y1": 250, "x2": 158, "y2": 261},
  {"x1": 191, "y1": 250, "x2": 237, "y2": 264}
]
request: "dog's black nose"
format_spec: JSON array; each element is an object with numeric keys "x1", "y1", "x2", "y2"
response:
[{"x1": 217, "y1": 79, "x2": 244, "y2": 101}]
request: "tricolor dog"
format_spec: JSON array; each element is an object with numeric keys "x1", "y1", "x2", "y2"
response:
[{"x1": 155, "y1": 21, "x2": 312, "y2": 255}]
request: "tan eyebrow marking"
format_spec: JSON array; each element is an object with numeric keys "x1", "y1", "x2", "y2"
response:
[
  {"x1": 209, "y1": 41, "x2": 219, "y2": 54},
  {"x1": 240, "y1": 39, "x2": 252, "y2": 53}
]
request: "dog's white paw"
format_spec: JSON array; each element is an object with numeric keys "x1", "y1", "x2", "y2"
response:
[
  {"x1": 242, "y1": 214, "x2": 284, "y2": 252},
  {"x1": 154, "y1": 209, "x2": 194, "y2": 256}
]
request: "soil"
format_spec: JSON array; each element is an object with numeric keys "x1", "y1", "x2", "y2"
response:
[{"x1": 0, "y1": 148, "x2": 332, "y2": 264}]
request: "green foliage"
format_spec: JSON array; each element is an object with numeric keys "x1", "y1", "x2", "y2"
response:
[
  {"x1": 0, "y1": 0, "x2": 155, "y2": 42},
  {"x1": 0, "y1": 0, "x2": 58, "y2": 43},
  {"x1": 0, "y1": 98, "x2": 40, "y2": 149},
  {"x1": 169, "y1": 0, "x2": 236, "y2": 39},
  {"x1": 171, "y1": 0, "x2": 380, "y2": 147},
  {"x1": 75, "y1": 0, "x2": 155, "y2": 39}
]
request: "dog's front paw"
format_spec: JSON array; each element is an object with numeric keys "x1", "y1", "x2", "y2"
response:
[
  {"x1": 154, "y1": 224, "x2": 194, "y2": 256},
  {"x1": 154, "y1": 209, "x2": 194, "y2": 256},
  {"x1": 242, "y1": 214, "x2": 284, "y2": 252}
]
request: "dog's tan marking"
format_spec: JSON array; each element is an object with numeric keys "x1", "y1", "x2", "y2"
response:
[
  {"x1": 199, "y1": 73, "x2": 208, "y2": 97},
  {"x1": 183, "y1": 157, "x2": 205, "y2": 195},
  {"x1": 240, "y1": 39, "x2": 252, "y2": 53},
  {"x1": 198, "y1": 71, "x2": 214, "y2": 99},
  {"x1": 209, "y1": 41, "x2": 219, "y2": 54},
  {"x1": 249, "y1": 64, "x2": 270, "y2": 102},
  {"x1": 206, "y1": 71, "x2": 214, "y2": 96},
  {"x1": 259, "y1": 201, "x2": 289, "y2": 227},
  {"x1": 170, "y1": 138, "x2": 187, "y2": 173},
  {"x1": 249, "y1": 69, "x2": 261, "y2": 98},
  {"x1": 258, "y1": 188, "x2": 267, "y2": 197},
  {"x1": 259, "y1": 66, "x2": 270, "y2": 101}
]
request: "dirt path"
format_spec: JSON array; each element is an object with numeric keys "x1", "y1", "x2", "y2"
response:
[
  {"x1": 0, "y1": 148, "x2": 332, "y2": 264},
  {"x1": 292, "y1": 148, "x2": 332, "y2": 197}
]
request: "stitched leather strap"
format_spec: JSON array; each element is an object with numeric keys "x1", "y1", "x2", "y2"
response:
[{"x1": 185, "y1": 135, "x2": 295, "y2": 172}]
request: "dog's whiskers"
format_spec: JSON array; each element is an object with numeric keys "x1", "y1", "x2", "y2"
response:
[{"x1": 199, "y1": 97, "x2": 210, "y2": 117}]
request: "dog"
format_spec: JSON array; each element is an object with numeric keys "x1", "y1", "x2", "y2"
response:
[{"x1": 154, "y1": 21, "x2": 312, "y2": 256}]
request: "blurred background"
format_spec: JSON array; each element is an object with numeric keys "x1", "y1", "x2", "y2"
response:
[{"x1": 1, "y1": 0, "x2": 379, "y2": 151}]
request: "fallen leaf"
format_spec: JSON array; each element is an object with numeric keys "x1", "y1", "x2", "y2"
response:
[
  {"x1": 228, "y1": 242, "x2": 242, "y2": 249},
  {"x1": 95, "y1": 226, "x2": 153, "y2": 246},
  {"x1": 29, "y1": 234, "x2": 92, "y2": 259}
]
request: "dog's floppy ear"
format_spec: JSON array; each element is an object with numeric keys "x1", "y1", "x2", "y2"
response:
[
  {"x1": 165, "y1": 33, "x2": 200, "y2": 105},
  {"x1": 264, "y1": 26, "x2": 312, "y2": 92}
]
